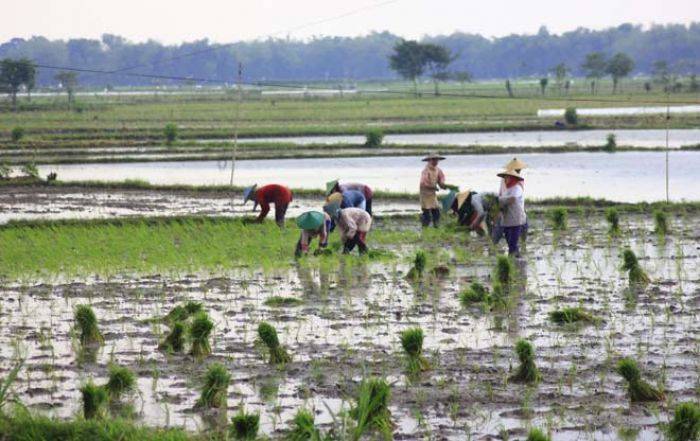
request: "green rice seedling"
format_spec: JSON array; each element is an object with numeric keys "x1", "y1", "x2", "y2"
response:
[
  {"x1": 189, "y1": 312, "x2": 214, "y2": 358},
  {"x1": 495, "y1": 255, "x2": 515, "y2": 286},
  {"x1": 158, "y1": 321, "x2": 186, "y2": 353},
  {"x1": 549, "y1": 307, "x2": 598, "y2": 325},
  {"x1": 459, "y1": 282, "x2": 489, "y2": 305},
  {"x1": 285, "y1": 409, "x2": 323, "y2": 441},
  {"x1": 104, "y1": 364, "x2": 136, "y2": 401},
  {"x1": 667, "y1": 402, "x2": 700, "y2": 441},
  {"x1": 510, "y1": 339, "x2": 540, "y2": 383},
  {"x1": 406, "y1": 250, "x2": 427, "y2": 280},
  {"x1": 351, "y1": 377, "x2": 393, "y2": 440},
  {"x1": 548, "y1": 207, "x2": 568, "y2": 230},
  {"x1": 163, "y1": 301, "x2": 203, "y2": 324},
  {"x1": 605, "y1": 208, "x2": 621, "y2": 235},
  {"x1": 399, "y1": 327, "x2": 430, "y2": 373},
  {"x1": 616, "y1": 358, "x2": 665, "y2": 402},
  {"x1": 74, "y1": 305, "x2": 104, "y2": 347},
  {"x1": 196, "y1": 363, "x2": 230, "y2": 409},
  {"x1": 621, "y1": 249, "x2": 651, "y2": 287},
  {"x1": 264, "y1": 296, "x2": 304, "y2": 307},
  {"x1": 526, "y1": 428, "x2": 551, "y2": 441},
  {"x1": 230, "y1": 408, "x2": 260, "y2": 440},
  {"x1": 258, "y1": 322, "x2": 291, "y2": 365},
  {"x1": 80, "y1": 381, "x2": 107, "y2": 419},
  {"x1": 604, "y1": 133, "x2": 617, "y2": 152},
  {"x1": 654, "y1": 210, "x2": 669, "y2": 235}
]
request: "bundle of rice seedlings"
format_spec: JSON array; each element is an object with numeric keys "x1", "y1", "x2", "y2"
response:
[
  {"x1": 189, "y1": 312, "x2": 214, "y2": 358},
  {"x1": 459, "y1": 282, "x2": 489, "y2": 305},
  {"x1": 74, "y1": 305, "x2": 104, "y2": 346},
  {"x1": 526, "y1": 428, "x2": 551, "y2": 441},
  {"x1": 164, "y1": 301, "x2": 203, "y2": 324},
  {"x1": 616, "y1": 358, "x2": 665, "y2": 402},
  {"x1": 605, "y1": 208, "x2": 621, "y2": 235},
  {"x1": 285, "y1": 409, "x2": 323, "y2": 441},
  {"x1": 549, "y1": 307, "x2": 597, "y2": 325},
  {"x1": 104, "y1": 364, "x2": 136, "y2": 401},
  {"x1": 196, "y1": 363, "x2": 230, "y2": 409},
  {"x1": 495, "y1": 255, "x2": 515, "y2": 286},
  {"x1": 258, "y1": 322, "x2": 291, "y2": 364},
  {"x1": 399, "y1": 327, "x2": 430, "y2": 373},
  {"x1": 80, "y1": 381, "x2": 107, "y2": 419},
  {"x1": 654, "y1": 210, "x2": 669, "y2": 235},
  {"x1": 158, "y1": 321, "x2": 186, "y2": 353},
  {"x1": 667, "y1": 402, "x2": 700, "y2": 441},
  {"x1": 230, "y1": 408, "x2": 260, "y2": 440},
  {"x1": 406, "y1": 250, "x2": 427, "y2": 280},
  {"x1": 548, "y1": 207, "x2": 568, "y2": 230},
  {"x1": 510, "y1": 339, "x2": 540, "y2": 383},
  {"x1": 621, "y1": 249, "x2": 651, "y2": 287},
  {"x1": 351, "y1": 378, "x2": 393, "y2": 440},
  {"x1": 489, "y1": 282, "x2": 509, "y2": 310}
]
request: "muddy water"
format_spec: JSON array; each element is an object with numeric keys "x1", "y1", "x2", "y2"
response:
[
  {"x1": 235, "y1": 129, "x2": 700, "y2": 148},
  {"x1": 0, "y1": 213, "x2": 698, "y2": 439},
  {"x1": 40, "y1": 151, "x2": 700, "y2": 202}
]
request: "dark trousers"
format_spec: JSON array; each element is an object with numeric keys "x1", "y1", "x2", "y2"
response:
[
  {"x1": 421, "y1": 209, "x2": 440, "y2": 227},
  {"x1": 503, "y1": 225, "x2": 523, "y2": 256},
  {"x1": 365, "y1": 198, "x2": 373, "y2": 216},
  {"x1": 275, "y1": 203, "x2": 289, "y2": 227},
  {"x1": 343, "y1": 232, "x2": 368, "y2": 254}
]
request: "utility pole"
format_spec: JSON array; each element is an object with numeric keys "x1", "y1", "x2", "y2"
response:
[
  {"x1": 230, "y1": 62, "x2": 243, "y2": 192},
  {"x1": 665, "y1": 94, "x2": 670, "y2": 203}
]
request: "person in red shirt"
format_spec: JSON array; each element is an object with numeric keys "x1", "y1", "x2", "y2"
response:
[{"x1": 243, "y1": 184, "x2": 293, "y2": 227}]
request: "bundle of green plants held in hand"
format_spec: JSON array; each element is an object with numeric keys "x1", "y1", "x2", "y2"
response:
[
  {"x1": 510, "y1": 339, "x2": 540, "y2": 383},
  {"x1": 258, "y1": 321, "x2": 292, "y2": 365},
  {"x1": 616, "y1": 357, "x2": 665, "y2": 402},
  {"x1": 621, "y1": 249, "x2": 651, "y2": 288},
  {"x1": 399, "y1": 327, "x2": 430, "y2": 374}
]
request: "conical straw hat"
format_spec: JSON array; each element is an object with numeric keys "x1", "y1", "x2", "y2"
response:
[
  {"x1": 497, "y1": 169, "x2": 524, "y2": 181},
  {"x1": 504, "y1": 157, "x2": 527, "y2": 171},
  {"x1": 296, "y1": 211, "x2": 325, "y2": 230}
]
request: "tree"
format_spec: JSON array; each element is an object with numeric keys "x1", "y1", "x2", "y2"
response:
[
  {"x1": 581, "y1": 52, "x2": 607, "y2": 94},
  {"x1": 388, "y1": 39, "x2": 426, "y2": 96},
  {"x1": 651, "y1": 60, "x2": 672, "y2": 91},
  {"x1": 606, "y1": 53, "x2": 635, "y2": 94},
  {"x1": 539, "y1": 78, "x2": 548, "y2": 95},
  {"x1": 422, "y1": 43, "x2": 454, "y2": 96},
  {"x1": 505, "y1": 79, "x2": 514, "y2": 97},
  {"x1": 551, "y1": 63, "x2": 569, "y2": 94},
  {"x1": 55, "y1": 71, "x2": 78, "y2": 107},
  {"x1": 0, "y1": 58, "x2": 36, "y2": 110}
]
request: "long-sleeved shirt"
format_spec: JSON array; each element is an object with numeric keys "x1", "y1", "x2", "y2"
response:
[
  {"x1": 337, "y1": 207, "x2": 372, "y2": 242},
  {"x1": 299, "y1": 213, "x2": 331, "y2": 253},
  {"x1": 419, "y1": 165, "x2": 445, "y2": 209},
  {"x1": 339, "y1": 183, "x2": 373, "y2": 200},
  {"x1": 498, "y1": 184, "x2": 526, "y2": 227},
  {"x1": 254, "y1": 184, "x2": 293, "y2": 220},
  {"x1": 340, "y1": 190, "x2": 366, "y2": 210}
]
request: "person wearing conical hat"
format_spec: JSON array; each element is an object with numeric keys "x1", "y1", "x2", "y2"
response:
[
  {"x1": 295, "y1": 211, "x2": 332, "y2": 257},
  {"x1": 497, "y1": 169, "x2": 527, "y2": 257},
  {"x1": 496, "y1": 157, "x2": 528, "y2": 245},
  {"x1": 326, "y1": 180, "x2": 374, "y2": 215},
  {"x1": 451, "y1": 189, "x2": 497, "y2": 236},
  {"x1": 243, "y1": 183, "x2": 293, "y2": 227},
  {"x1": 324, "y1": 203, "x2": 372, "y2": 255},
  {"x1": 419, "y1": 152, "x2": 447, "y2": 227},
  {"x1": 499, "y1": 157, "x2": 527, "y2": 195}
]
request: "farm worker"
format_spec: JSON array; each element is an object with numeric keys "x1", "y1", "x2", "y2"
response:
[
  {"x1": 451, "y1": 190, "x2": 498, "y2": 235},
  {"x1": 420, "y1": 152, "x2": 448, "y2": 227},
  {"x1": 497, "y1": 169, "x2": 527, "y2": 257},
  {"x1": 295, "y1": 211, "x2": 331, "y2": 257},
  {"x1": 327, "y1": 189, "x2": 367, "y2": 211},
  {"x1": 324, "y1": 202, "x2": 372, "y2": 255},
  {"x1": 326, "y1": 180, "x2": 374, "y2": 215},
  {"x1": 243, "y1": 183, "x2": 293, "y2": 227},
  {"x1": 494, "y1": 157, "x2": 528, "y2": 244}
]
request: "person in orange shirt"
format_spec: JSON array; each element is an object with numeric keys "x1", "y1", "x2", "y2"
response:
[{"x1": 243, "y1": 183, "x2": 293, "y2": 227}]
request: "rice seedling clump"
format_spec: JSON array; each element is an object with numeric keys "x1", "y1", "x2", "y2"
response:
[
  {"x1": 616, "y1": 358, "x2": 665, "y2": 402},
  {"x1": 351, "y1": 377, "x2": 393, "y2": 440},
  {"x1": 189, "y1": 311, "x2": 214, "y2": 358},
  {"x1": 230, "y1": 409, "x2": 260, "y2": 440},
  {"x1": 654, "y1": 210, "x2": 669, "y2": 235},
  {"x1": 80, "y1": 381, "x2": 107, "y2": 419},
  {"x1": 159, "y1": 321, "x2": 186, "y2": 353},
  {"x1": 526, "y1": 428, "x2": 552, "y2": 441},
  {"x1": 667, "y1": 402, "x2": 700, "y2": 441},
  {"x1": 399, "y1": 327, "x2": 430, "y2": 373},
  {"x1": 104, "y1": 364, "x2": 136, "y2": 401},
  {"x1": 258, "y1": 321, "x2": 292, "y2": 365},
  {"x1": 549, "y1": 307, "x2": 597, "y2": 325},
  {"x1": 605, "y1": 207, "x2": 621, "y2": 235},
  {"x1": 196, "y1": 363, "x2": 230, "y2": 409},
  {"x1": 459, "y1": 282, "x2": 489, "y2": 305},
  {"x1": 510, "y1": 339, "x2": 540, "y2": 383},
  {"x1": 164, "y1": 301, "x2": 203, "y2": 324},
  {"x1": 285, "y1": 409, "x2": 322, "y2": 441},
  {"x1": 548, "y1": 207, "x2": 568, "y2": 230},
  {"x1": 264, "y1": 296, "x2": 304, "y2": 307},
  {"x1": 406, "y1": 250, "x2": 427, "y2": 280},
  {"x1": 621, "y1": 249, "x2": 651, "y2": 287},
  {"x1": 495, "y1": 255, "x2": 515, "y2": 287},
  {"x1": 74, "y1": 304, "x2": 104, "y2": 347}
]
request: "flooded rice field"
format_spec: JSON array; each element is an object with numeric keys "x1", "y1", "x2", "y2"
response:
[
  {"x1": 1, "y1": 212, "x2": 699, "y2": 439},
  {"x1": 236, "y1": 129, "x2": 700, "y2": 149},
  {"x1": 39, "y1": 151, "x2": 700, "y2": 202}
]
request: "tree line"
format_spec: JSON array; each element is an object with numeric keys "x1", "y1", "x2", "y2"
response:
[{"x1": 0, "y1": 23, "x2": 698, "y2": 88}]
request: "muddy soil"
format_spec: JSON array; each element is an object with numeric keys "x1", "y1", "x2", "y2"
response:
[{"x1": 0, "y1": 213, "x2": 698, "y2": 440}]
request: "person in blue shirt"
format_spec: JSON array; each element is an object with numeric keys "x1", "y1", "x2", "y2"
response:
[{"x1": 326, "y1": 190, "x2": 366, "y2": 231}]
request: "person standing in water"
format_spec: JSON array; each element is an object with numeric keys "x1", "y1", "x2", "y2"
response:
[
  {"x1": 324, "y1": 202, "x2": 372, "y2": 255},
  {"x1": 243, "y1": 183, "x2": 293, "y2": 227},
  {"x1": 295, "y1": 211, "x2": 331, "y2": 257},
  {"x1": 494, "y1": 157, "x2": 528, "y2": 244},
  {"x1": 497, "y1": 169, "x2": 527, "y2": 257},
  {"x1": 326, "y1": 181, "x2": 374, "y2": 216},
  {"x1": 419, "y1": 153, "x2": 448, "y2": 227}
]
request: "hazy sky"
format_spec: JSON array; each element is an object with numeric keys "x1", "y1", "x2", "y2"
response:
[{"x1": 4, "y1": 0, "x2": 699, "y2": 44}]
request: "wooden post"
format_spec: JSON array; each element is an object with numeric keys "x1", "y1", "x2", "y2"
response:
[{"x1": 230, "y1": 62, "x2": 243, "y2": 190}]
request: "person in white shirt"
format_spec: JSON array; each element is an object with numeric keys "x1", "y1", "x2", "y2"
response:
[{"x1": 497, "y1": 169, "x2": 527, "y2": 257}]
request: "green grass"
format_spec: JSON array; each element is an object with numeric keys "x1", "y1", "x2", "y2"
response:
[
  {"x1": 258, "y1": 322, "x2": 292, "y2": 365},
  {"x1": 74, "y1": 305, "x2": 104, "y2": 347},
  {"x1": 510, "y1": 339, "x2": 540, "y2": 384},
  {"x1": 104, "y1": 365, "x2": 136, "y2": 401},
  {"x1": 196, "y1": 363, "x2": 230, "y2": 409},
  {"x1": 549, "y1": 307, "x2": 598, "y2": 325},
  {"x1": 263, "y1": 296, "x2": 304, "y2": 307},
  {"x1": 667, "y1": 402, "x2": 700, "y2": 441},
  {"x1": 616, "y1": 358, "x2": 665, "y2": 402},
  {"x1": 230, "y1": 409, "x2": 260, "y2": 440}
]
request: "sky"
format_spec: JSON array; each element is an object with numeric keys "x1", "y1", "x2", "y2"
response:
[{"x1": 4, "y1": 0, "x2": 699, "y2": 44}]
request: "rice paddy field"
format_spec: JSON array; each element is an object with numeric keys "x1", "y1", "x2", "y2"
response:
[{"x1": 1, "y1": 86, "x2": 699, "y2": 440}]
